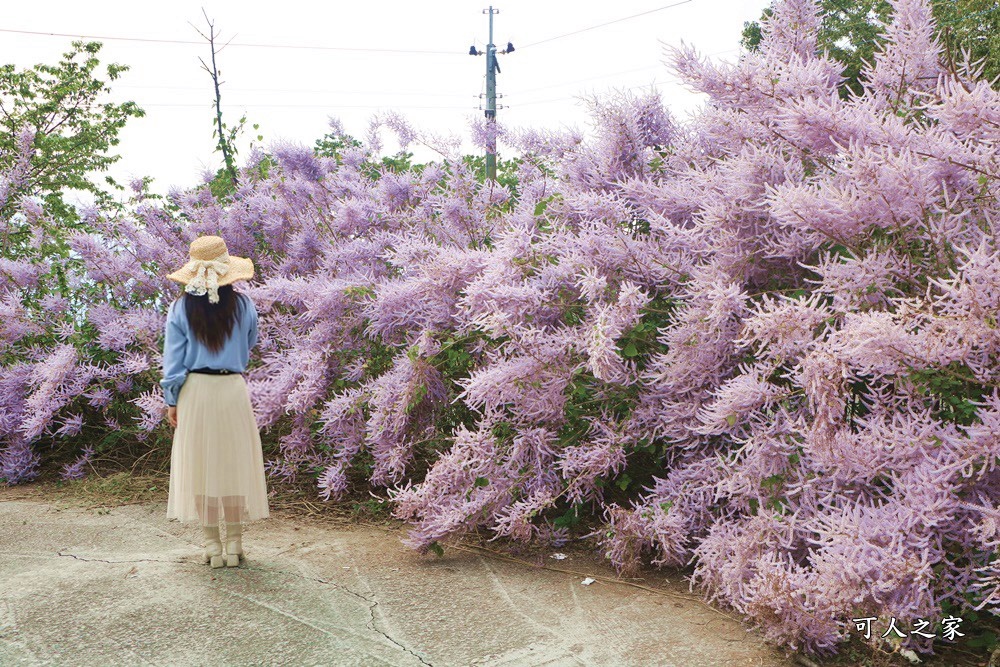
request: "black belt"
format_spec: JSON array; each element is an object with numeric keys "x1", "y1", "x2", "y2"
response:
[{"x1": 189, "y1": 368, "x2": 241, "y2": 375}]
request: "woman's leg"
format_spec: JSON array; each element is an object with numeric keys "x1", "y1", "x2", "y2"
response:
[
  {"x1": 222, "y1": 495, "x2": 244, "y2": 566},
  {"x1": 222, "y1": 495, "x2": 246, "y2": 523},
  {"x1": 195, "y1": 495, "x2": 224, "y2": 567},
  {"x1": 195, "y1": 494, "x2": 221, "y2": 526}
]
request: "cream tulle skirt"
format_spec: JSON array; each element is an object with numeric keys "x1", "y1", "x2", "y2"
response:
[{"x1": 166, "y1": 373, "x2": 270, "y2": 526}]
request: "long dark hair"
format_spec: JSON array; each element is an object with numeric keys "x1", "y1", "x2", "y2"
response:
[{"x1": 180, "y1": 285, "x2": 245, "y2": 353}]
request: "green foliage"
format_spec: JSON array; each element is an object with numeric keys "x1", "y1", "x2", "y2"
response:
[
  {"x1": 743, "y1": 0, "x2": 892, "y2": 98},
  {"x1": 212, "y1": 113, "x2": 244, "y2": 191},
  {"x1": 461, "y1": 154, "x2": 522, "y2": 193},
  {"x1": 562, "y1": 370, "x2": 637, "y2": 436},
  {"x1": 741, "y1": 9, "x2": 769, "y2": 52},
  {"x1": 844, "y1": 376, "x2": 873, "y2": 431},
  {"x1": 909, "y1": 362, "x2": 985, "y2": 427},
  {"x1": 490, "y1": 419, "x2": 516, "y2": 444},
  {"x1": 934, "y1": 0, "x2": 1000, "y2": 85},
  {"x1": 372, "y1": 151, "x2": 418, "y2": 177},
  {"x1": 427, "y1": 332, "x2": 488, "y2": 436},
  {"x1": 545, "y1": 294, "x2": 679, "y2": 527},
  {"x1": 0, "y1": 41, "x2": 144, "y2": 219},
  {"x1": 314, "y1": 131, "x2": 363, "y2": 161},
  {"x1": 206, "y1": 116, "x2": 266, "y2": 200},
  {"x1": 552, "y1": 503, "x2": 583, "y2": 529},
  {"x1": 616, "y1": 297, "x2": 676, "y2": 371},
  {"x1": 0, "y1": 40, "x2": 150, "y2": 340},
  {"x1": 404, "y1": 383, "x2": 429, "y2": 415},
  {"x1": 742, "y1": 0, "x2": 1000, "y2": 96},
  {"x1": 0, "y1": 42, "x2": 145, "y2": 309},
  {"x1": 940, "y1": 596, "x2": 1000, "y2": 654},
  {"x1": 315, "y1": 129, "x2": 424, "y2": 181}
]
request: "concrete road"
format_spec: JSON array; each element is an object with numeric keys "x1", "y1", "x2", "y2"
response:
[{"x1": 0, "y1": 494, "x2": 795, "y2": 667}]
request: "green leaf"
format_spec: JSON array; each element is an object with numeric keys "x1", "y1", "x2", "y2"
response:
[
  {"x1": 427, "y1": 541, "x2": 444, "y2": 557},
  {"x1": 615, "y1": 473, "x2": 632, "y2": 492},
  {"x1": 621, "y1": 342, "x2": 639, "y2": 358},
  {"x1": 553, "y1": 505, "x2": 581, "y2": 529},
  {"x1": 473, "y1": 476, "x2": 490, "y2": 488}
]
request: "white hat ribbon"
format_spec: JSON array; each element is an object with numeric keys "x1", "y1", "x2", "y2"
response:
[{"x1": 183, "y1": 254, "x2": 231, "y2": 304}]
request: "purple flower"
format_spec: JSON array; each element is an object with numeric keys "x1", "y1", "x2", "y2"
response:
[
  {"x1": 60, "y1": 446, "x2": 95, "y2": 481},
  {"x1": 0, "y1": 440, "x2": 40, "y2": 485}
]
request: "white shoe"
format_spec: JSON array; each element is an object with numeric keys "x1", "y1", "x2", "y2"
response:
[
  {"x1": 203, "y1": 525, "x2": 224, "y2": 568},
  {"x1": 224, "y1": 522, "x2": 243, "y2": 567}
]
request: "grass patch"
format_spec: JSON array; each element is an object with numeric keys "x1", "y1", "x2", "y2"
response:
[{"x1": 51, "y1": 471, "x2": 169, "y2": 507}]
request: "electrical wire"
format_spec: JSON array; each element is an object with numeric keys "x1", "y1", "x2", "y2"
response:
[
  {"x1": 134, "y1": 102, "x2": 473, "y2": 110},
  {"x1": 506, "y1": 45, "x2": 739, "y2": 104},
  {"x1": 115, "y1": 84, "x2": 475, "y2": 98},
  {"x1": 939, "y1": 5, "x2": 1000, "y2": 25},
  {"x1": 520, "y1": 0, "x2": 695, "y2": 49},
  {"x1": 0, "y1": 27, "x2": 460, "y2": 55},
  {"x1": 510, "y1": 65, "x2": 663, "y2": 96},
  {"x1": 511, "y1": 79, "x2": 667, "y2": 108}
]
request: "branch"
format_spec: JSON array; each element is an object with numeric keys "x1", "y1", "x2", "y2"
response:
[{"x1": 195, "y1": 8, "x2": 239, "y2": 188}]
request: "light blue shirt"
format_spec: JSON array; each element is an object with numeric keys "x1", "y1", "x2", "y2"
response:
[{"x1": 160, "y1": 294, "x2": 259, "y2": 406}]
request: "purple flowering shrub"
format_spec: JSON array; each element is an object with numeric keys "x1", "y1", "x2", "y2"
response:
[
  {"x1": 0, "y1": 128, "x2": 180, "y2": 482},
  {"x1": 597, "y1": 0, "x2": 1000, "y2": 653},
  {"x1": 1, "y1": 0, "x2": 999, "y2": 654}
]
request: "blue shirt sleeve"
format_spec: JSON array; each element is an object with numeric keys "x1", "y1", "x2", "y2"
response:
[
  {"x1": 160, "y1": 300, "x2": 188, "y2": 407},
  {"x1": 245, "y1": 296, "x2": 259, "y2": 350}
]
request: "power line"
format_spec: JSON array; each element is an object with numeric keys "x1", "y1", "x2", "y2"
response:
[
  {"x1": 939, "y1": 5, "x2": 1000, "y2": 25},
  {"x1": 116, "y1": 83, "x2": 475, "y2": 98},
  {"x1": 511, "y1": 79, "x2": 668, "y2": 108},
  {"x1": 520, "y1": 0, "x2": 695, "y2": 49},
  {"x1": 135, "y1": 102, "x2": 474, "y2": 110},
  {"x1": 0, "y1": 27, "x2": 460, "y2": 56},
  {"x1": 510, "y1": 65, "x2": 662, "y2": 96},
  {"x1": 110, "y1": 52, "x2": 736, "y2": 105},
  {"x1": 509, "y1": 46, "x2": 737, "y2": 101}
]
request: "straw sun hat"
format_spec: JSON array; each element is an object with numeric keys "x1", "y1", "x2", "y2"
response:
[{"x1": 166, "y1": 235, "x2": 254, "y2": 304}]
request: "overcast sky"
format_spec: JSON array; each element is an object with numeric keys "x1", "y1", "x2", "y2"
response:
[{"x1": 3, "y1": 0, "x2": 772, "y2": 193}]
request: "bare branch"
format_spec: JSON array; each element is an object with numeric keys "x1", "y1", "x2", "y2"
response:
[
  {"x1": 217, "y1": 34, "x2": 238, "y2": 55},
  {"x1": 195, "y1": 8, "x2": 239, "y2": 189}
]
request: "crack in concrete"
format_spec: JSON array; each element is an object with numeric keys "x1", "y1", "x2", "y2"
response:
[
  {"x1": 49, "y1": 551, "x2": 433, "y2": 665},
  {"x1": 219, "y1": 587, "x2": 349, "y2": 642},
  {"x1": 55, "y1": 550, "x2": 190, "y2": 565},
  {"x1": 246, "y1": 563, "x2": 433, "y2": 666},
  {"x1": 365, "y1": 597, "x2": 434, "y2": 667}
]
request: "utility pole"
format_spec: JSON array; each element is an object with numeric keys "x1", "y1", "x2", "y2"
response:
[
  {"x1": 484, "y1": 6, "x2": 499, "y2": 181},
  {"x1": 470, "y1": 7, "x2": 513, "y2": 182}
]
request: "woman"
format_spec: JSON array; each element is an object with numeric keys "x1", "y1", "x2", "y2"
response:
[{"x1": 160, "y1": 235, "x2": 269, "y2": 568}]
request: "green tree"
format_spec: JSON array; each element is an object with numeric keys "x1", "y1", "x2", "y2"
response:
[
  {"x1": 0, "y1": 41, "x2": 144, "y2": 221},
  {"x1": 933, "y1": 0, "x2": 1000, "y2": 84},
  {"x1": 742, "y1": 0, "x2": 1000, "y2": 96},
  {"x1": 0, "y1": 40, "x2": 144, "y2": 304},
  {"x1": 314, "y1": 130, "x2": 363, "y2": 162}
]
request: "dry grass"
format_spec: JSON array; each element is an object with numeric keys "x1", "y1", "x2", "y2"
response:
[{"x1": 1, "y1": 471, "x2": 170, "y2": 509}]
